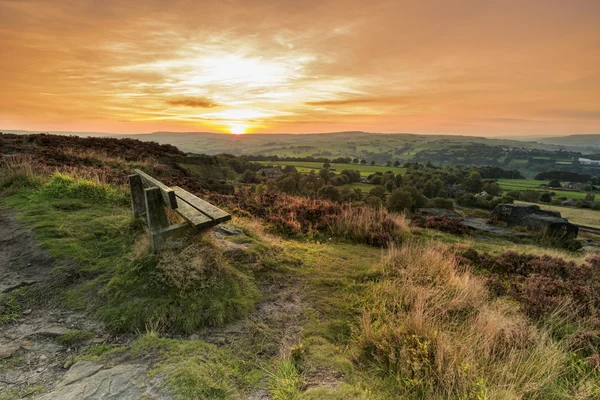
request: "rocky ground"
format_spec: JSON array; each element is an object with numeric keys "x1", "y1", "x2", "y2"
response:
[
  {"x1": 0, "y1": 209, "x2": 150, "y2": 399},
  {"x1": 0, "y1": 214, "x2": 307, "y2": 399}
]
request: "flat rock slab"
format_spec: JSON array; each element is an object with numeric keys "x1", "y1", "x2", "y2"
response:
[
  {"x1": 28, "y1": 326, "x2": 71, "y2": 338},
  {"x1": 35, "y1": 361, "x2": 148, "y2": 400},
  {"x1": 461, "y1": 217, "x2": 530, "y2": 237}
]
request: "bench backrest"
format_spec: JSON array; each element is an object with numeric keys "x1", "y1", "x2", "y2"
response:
[{"x1": 134, "y1": 169, "x2": 178, "y2": 209}]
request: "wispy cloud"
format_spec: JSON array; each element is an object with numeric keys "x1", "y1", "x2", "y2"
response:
[{"x1": 166, "y1": 97, "x2": 220, "y2": 108}]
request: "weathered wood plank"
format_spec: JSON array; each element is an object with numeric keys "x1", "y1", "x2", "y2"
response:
[
  {"x1": 128, "y1": 174, "x2": 146, "y2": 218},
  {"x1": 174, "y1": 200, "x2": 214, "y2": 230},
  {"x1": 134, "y1": 169, "x2": 178, "y2": 209},
  {"x1": 172, "y1": 186, "x2": 231, "y2": 223},
  {"x1": 145, "y1": 187, "x2": 169, "y2": 232}
]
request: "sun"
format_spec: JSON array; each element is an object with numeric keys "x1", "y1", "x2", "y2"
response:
[{"x1": 229, "y1": 123, "x2": 246, "y2": 135}]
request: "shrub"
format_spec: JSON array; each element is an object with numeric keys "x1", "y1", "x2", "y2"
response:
[
  {"x1": 457, "y1": 249, "x2": 600, "y2": 322},
  {"x1": 425, "y1": 197, "x2": 454, "y2": 210},
  {"x1": 411, "y1": 216, "x2": 468, "y2": 235}
]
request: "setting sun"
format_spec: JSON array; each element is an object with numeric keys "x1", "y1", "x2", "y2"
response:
[{"x1": 229, "y1": 124, "x2": 246, "y2": 135}]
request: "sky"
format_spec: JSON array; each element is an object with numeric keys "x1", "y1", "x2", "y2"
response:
[{"x1": 0, "y1": 0, "x2": 599, "y2": 136}]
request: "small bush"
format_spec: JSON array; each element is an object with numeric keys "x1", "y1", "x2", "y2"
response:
[{"x1": 411, "y1": 216, "x2": 468, "y2": 235}]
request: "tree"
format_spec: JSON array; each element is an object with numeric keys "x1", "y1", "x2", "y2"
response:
[
  {"x1": 386, "y1": 161, "x2": 392, "y2": 167},
  {"x1": 370, "y1": 175, "x2": 383, "y2": 185},
  {"x1": 483, "y1": 182, "x2": 501, "y2": 196},
  {"x1": 385, "y1": 179, "x2": 396, "y2": 193},
  {"x1": 352, "y1": 158, "x2": 359, "y2": 164},
  {"x1": 323, "y1": 162, "x2": 331, "y2": 169},
  {"x1": 540, "y1": 192, "x2": 553, "y2": 203},
  {"x1": 370, "y1": 161, "x2": 376, "y2": 166},
  {"x1": 283, "y1": 165, "x2": 298, "y2": 174},
  {"x1": 548, "y1": 179, "x2": 562, "y2": 188},
  {"x1": 387, "y1": 189, "x2": 413, "y2": 213},
  {"x1": 393, "y1": 160, "x2": 401, "y2": 167},
  {"x1": 276, "y1": 175, "x2": 297, "y2": 194},
  {"x1": 318, "y1": 185, "x2": 340, "y2": 202},
  {"x1": 360, "y1": 159, "x2": 367, "y2": 165},
  {"x1": 585, "y1": 193, "x2": 595, "y2": 202},
  {"x1": 319, "y1": 168, "x2": 330, "y2": 182},
  {"x1": 369, "y1": 186, "x2": 387, "y2": 199},
  {"x1": 463, "y1": 171, "x2": 484, "y2": 193},
  {"x1": 241, "y1": 169, "x2": 258, "y2": 183}
]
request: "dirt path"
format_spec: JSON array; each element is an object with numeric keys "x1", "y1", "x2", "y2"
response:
[{"x1": 0, "y1": 210, "x2": 150, "y2": 399}]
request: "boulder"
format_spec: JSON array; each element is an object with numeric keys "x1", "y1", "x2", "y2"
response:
[{"x1": 491, "y1": 203, "x2": 578, "y2": 239}]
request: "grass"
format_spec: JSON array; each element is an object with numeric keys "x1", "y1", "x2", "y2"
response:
[
  {"x1": 55, "y1": 329, "x2": 95, "y2": 347},
  {"x1": 130, "y1": 333, "x2": 262, "y2": 400},
  {"x1": 1, "y1": 173, "x2": 258, "y2": 334},
  {"x1": 257, "y1": 161, "x2": 406, "y2": 176},
  {"x1": 497, "y1": 179, "x2": 592, "y2": 200},
  {"x1": 355, "y1": 241, "x2": 580, "y2": 399}
]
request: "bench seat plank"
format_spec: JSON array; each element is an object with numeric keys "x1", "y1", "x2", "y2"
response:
[
  {"x1": 172, "y1": 186, "x2": 231, "y2": 223},
  {"x1": 174, "y1": 200, "x2": 214, "y2": 230},
  {"x1": 134, "y1": 169, "x2": 178, "y2": 209}
]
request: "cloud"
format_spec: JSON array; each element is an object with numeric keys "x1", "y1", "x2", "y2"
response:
[
  {"x1": 305, "y1": 98, "x2": 384, "y2": 107},
  {"x1": 166, "y1": 97, "x2": 220, "y2": 108}
]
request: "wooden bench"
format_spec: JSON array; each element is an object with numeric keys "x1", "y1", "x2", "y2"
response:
[{"x1": 128, "y1": 169, "x2": 231, "y2": 249}]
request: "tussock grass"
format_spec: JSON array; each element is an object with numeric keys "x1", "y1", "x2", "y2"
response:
[
  {"x1": 96, "y1": 234, "x2": 258, "y2": 334},
  {"x1": 355, "y1": 241, "x2": 570, "y2": 399},
  {"x1": 329, "y1": 206, "x2": 410, "y2": 246}
]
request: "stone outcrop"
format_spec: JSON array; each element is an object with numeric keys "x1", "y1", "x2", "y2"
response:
[{"x1": 491, "y1": 204, "x2": 579, "y2": 239}]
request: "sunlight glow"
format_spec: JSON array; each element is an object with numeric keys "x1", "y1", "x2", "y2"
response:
[{"x1": 229, "y1": 123, "x2": 246, "y2": 134}]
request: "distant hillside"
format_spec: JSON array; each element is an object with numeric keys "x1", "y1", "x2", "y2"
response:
[{"x1": 536, "y1": 134, "x2": 600, "y2": 148}]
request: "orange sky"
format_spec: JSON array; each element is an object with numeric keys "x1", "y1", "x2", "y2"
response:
[{"x1": 1, "y1": 0, "x2": 599, "y2": 136}]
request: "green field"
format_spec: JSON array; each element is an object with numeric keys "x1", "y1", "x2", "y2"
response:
[
  {"x1": 258, "y1": 161, "x2": 406, "y2": 176},
  {"x1": 516, "y1": 201, "x2": 600, "y2": 228},
  {"x1": 497, "y1": 179, "x2": 591, "y2": 200}
]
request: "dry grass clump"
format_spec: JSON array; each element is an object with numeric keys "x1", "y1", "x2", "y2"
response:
[
  {"x1": 156, "y1": 239, "x2": 226, "y2": 292},
  {"x1": 355, "y1": 241, "x2": 567, "y2": 398},
  {"x1": 329, "y1": 206, "x2": 410, "y2": 246}
]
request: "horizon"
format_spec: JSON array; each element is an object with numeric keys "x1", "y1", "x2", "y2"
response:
[{"x1": 1, "y1": 0, "x2": 599, "y2": 136}]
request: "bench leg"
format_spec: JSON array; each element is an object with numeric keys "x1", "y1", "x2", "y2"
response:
[
  {"x1": 151, "y1": 223, "x2": 193, "y2": 250},
  {"x1": 129, "y1": 174, "x2": 146, "y2": 218},
  {"x1": 145, "y1": 187, "x2": 169, "y2": 232}
]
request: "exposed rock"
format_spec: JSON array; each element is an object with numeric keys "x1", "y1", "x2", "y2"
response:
[
  {"x1": 0, "y1": 343, "x2": 19, "y2": 359},
  {"x1": 413, "y1": 208, "x2": 462, "y2": 219},
  {"x1": 29, "y1": 326, "x2": 70, "y2": 338},
  {"x1": 461, "y1": 217, "x2": 529, "y2": 237},
  {"x1": 221, "y1": 241, "x2": 251, "y2": 260},
  {"x1": 212, "y1": 225, "x2": 245, "y2": 238},
  {"x1": 491, "y1": 203, "x2": 578, "y2": 239},
  {"x1": 35, "y1": 361, "x2": 148, "y2": 400}
]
